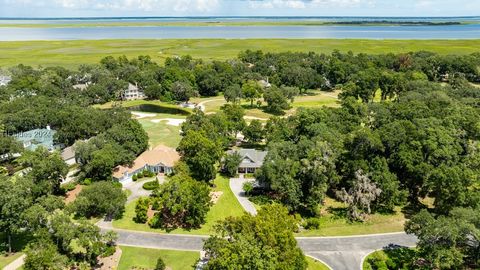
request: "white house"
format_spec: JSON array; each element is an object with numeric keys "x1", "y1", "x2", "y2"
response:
[{"x1": 123, "y1": 83, "x2": 146, "y2": 100}]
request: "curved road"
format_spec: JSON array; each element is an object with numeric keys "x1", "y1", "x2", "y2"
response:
[{"x1": 100, "y1": 224, "x2": 417, "y2": 270}]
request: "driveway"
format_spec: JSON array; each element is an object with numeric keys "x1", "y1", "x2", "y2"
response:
[
  {"x1": 122, "y1": 175, "x2": 165, "y2": 203},
  {"x1": 98, "y1": 223, "x2": 417, "y2": 270},
  {"x1": 229, "y1": 177, "x2": 257, "y2": 215}
]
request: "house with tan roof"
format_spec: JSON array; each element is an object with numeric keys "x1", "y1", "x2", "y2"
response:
[{"x1": 113, "y1": 145, "x2": 180, "y2": 183}]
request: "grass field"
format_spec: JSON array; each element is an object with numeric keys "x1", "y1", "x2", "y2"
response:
[
  {"x1": 1, "y1": 39, "x2": 480, "y2": 68},
  {"x1": 118, "y1": 246, "x2": 199, "y2": 270},
  {"x1": 112, "y1": 175, "x2": 245, "y2": 235}
]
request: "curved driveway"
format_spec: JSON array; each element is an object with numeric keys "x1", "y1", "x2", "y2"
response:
[{"x1": 101, "y1": 224, "x2": 417, "y2": 270}]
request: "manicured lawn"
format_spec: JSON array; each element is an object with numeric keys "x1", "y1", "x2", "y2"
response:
[
  {"x1": 118, "y1": 246, "x2": 199, "y2": 270},
  {"x1": 1, "y1": 39, "x2": 479, "y2": 68},
  {"x1": 137, "y1": 118, "x2": 183, "y2": 148},
  {"x1": 296, "y1": 197, "x2": 406, "y2": 236},
  {"x1": 112, "y1": 175, "x2": 245, "y2": 235},
  {"x1": 307, "y1": 257, "x2": 331, "y2": 270},
  {"x1": 0, "y1": 252, "x2": 23, "y2": 269}
]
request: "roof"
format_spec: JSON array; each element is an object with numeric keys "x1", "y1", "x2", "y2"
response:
[
  {"x1": 73, "y1": 84, "x2": 88, "y2": 90},
  {"x1": 113, "y1": 145, "x2": 180, "y2": 179},
  {"x1": 128, "y1": 83, "x2": 139, "y2": 91},
  {"x1": 61, "y1": 145, "x2": 76, "y2": 161},
  {"x1": 227, "y1": 149, "x2": 267, "y2": 168},
  {"x1": 13, "y1": 128, "x2": 56, "y2": 151},
  {"x1": 0, "y1": 75, "x2": 11, "y2": 86}
]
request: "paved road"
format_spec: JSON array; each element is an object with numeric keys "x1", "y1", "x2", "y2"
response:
[
  {"x1": 229, "y1": 177, "x2": 257, "y2": 215},
  {"x1": 100, "y1": 222, "x2": 417, "y2": 270}
]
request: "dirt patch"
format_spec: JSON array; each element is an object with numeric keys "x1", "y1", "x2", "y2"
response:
[
  {"x1": 147, "y1": 205, "x2": 157, "y2": 220},
  {"x1": 210, "y1": 191, "x2": 223, "y2": 204},
  {"x1": 96, "y1": 246, "x2": 122, "y2": 270},
  {"x1": 64, "y1": 185, "x2": 83, "y2": 204}
]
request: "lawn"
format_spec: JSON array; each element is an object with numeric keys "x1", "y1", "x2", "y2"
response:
[
  {"x1": 118, "y1": 246, "x2": 199, "y2": 270},
  {"x1": 1, "y1": 39, "x2": 480, "y2": 68},
  {"x1": 296, "y1": 197, "x2": 405, "y2": 236},
  {"x1": 307, "y1": 257, "x2": 331, "y2": 270},
  {"x1": 112, "y1": 175, "x2": 245, "y2": 235},
  {"x1": 137, "y1": 118, "x2": 183, "y2": 148},
  {"x1": 0, "y1": 252, "x2": 23, "y2": 269}
]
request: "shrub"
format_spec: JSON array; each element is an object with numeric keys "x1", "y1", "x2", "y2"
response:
[
  {"x1": 83, "y1": 178, "x2": 92, "y2": 185},
  {"x1": 142, "y1": 179, "x2": 160, "y2": 191},
  {"x1": 61, "y1": 182, "x2": 76, "y2": 193},
  {"x1": 242, "y1": 181, "x2": 254, "y2": 195},
  {"x1": 155, "y1": 257, "x2": 166, "y2": 270},
  {"x1": 303, "y1": 218, "x2": 321, "y2": 230},
  {"x1": 132, "y1": 174, "x2": 138, "y2": 181},
  {"x1": 134, "y1": 198, "x2": 149, "y2": 223}
]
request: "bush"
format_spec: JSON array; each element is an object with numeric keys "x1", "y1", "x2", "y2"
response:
[
  {"x1": 242, "y1": 181, "x2": 254, "y2": 195},
  {"x1": 134, "y1": 198, "x2": 149, "y2": 223},
  {"x1": 303, "y1": 218, "x2": 321, "y2": 230},
  {"x1": 83, "y1": 178, "x2": 92, "y2": 185},
  {"x1": 132, "y1": 174, "x2": 138, "y2": 181},
  {"x1": 60, "y1": 182, "x2": 76, "y2": 193},
  {"x1": 155, "y1": 257, "x2": 166, "y2": 270},
  {"x1": 142, "y1": 179, "x2": 160, "y2": 191}
]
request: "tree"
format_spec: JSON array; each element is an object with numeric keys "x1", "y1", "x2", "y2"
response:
[
  {"x1": 17, "y1": 148, "x2": 68, "y2": 196},
  {"x1": 336, "y1": 170, "x2": 382, "y2": 221},
  {"x1": 263, "y1": 86, "x2": 290, "y2": 114},
  {"x1": 0, "y1": 177, "x2": 33, "y2": 254},
  {"x1": 134, "y1": 197, "x2": 149, "y2": 223},
  {"x1": 243, "y1": 119, "x2": 264, "y2": 143},
  {"x1": 72, "y1": 181, "x2": 126, "y2": 219},
  {"x1": 241, "y1": 80, "x2": 262, "y2": 107},
  {"x1": 150, "y1": 175, "x2": 211, "y2": 230},
  {"x1": 203, "y1": 204, "x2": 307, "y2": 270},
  {"x1": 220, "y1": 104, "x2": 246, "y2": 138},
  {"x1": 224, "y1": 84, "x2": 242, "y2": 104},
  {"x1": 405, "y1": 208, "x2": 480, "y2": 269},
  {"x1": 177, "y1": 130, "x2": 222, "y2": 182},
  {"x1": 222, "y1": 152, "x2": 242, "y2": 177},
  {"x1": 24, "y1": 240, "x2": 68, "y2": 270},
  {"x1": 170, "y1": 80, "x2": 198, "y2": 103}
]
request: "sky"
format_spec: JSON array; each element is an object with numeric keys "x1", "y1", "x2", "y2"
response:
[{"x1": 1, "y1": 0, "x2": 480, "y2": 18}]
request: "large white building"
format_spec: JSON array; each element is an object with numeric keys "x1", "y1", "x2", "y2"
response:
[{"x1": 123, "y1": 83, "x2": 146, "y2": 100}]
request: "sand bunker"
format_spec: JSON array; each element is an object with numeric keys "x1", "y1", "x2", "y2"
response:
[{"x1": 150, "y1": 118, "x2": 186, "y2": 126}]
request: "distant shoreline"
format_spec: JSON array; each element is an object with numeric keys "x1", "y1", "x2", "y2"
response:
[{"x1": 0, "y1": 20, "x2": 472, "y2": 28}]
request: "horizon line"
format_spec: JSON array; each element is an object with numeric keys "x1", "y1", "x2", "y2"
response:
[{"x1": 1, "y1": 15, "x2": 480, "y2": 20}]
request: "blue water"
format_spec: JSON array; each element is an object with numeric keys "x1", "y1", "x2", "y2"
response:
[{"x1": 0, "y1": 17, "x2": 479, "y2": 40}]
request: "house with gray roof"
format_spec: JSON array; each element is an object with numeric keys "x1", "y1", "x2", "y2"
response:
[
  {"x1": 226, "y1": 148, "x2": 267, "y2": 174},
  {"x1": 13, "y1": 126, "x2": 59, "y2": 152}
]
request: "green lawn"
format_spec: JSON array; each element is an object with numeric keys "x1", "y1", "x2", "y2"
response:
[
  {"x1": 296, "y1": 197, "x2": 405, "y2": 236},
  {"x1": 1, "y1": 39, "x2": 480, "y2": 68},
  {"x1": 0, "y1": 252, "x2": 23, "y2": 269},
  {"x1": 112, "y1": 175, "x2": 245, "y2": 235},
  {"x1": 307, "y1": 257, "x2": 331, "y2": 270},
  {"x1": 137, "y1": 118, "x2": 183, "y2": 148},
  {"x1": 118, "y1": 246, "x2": 199, "y2": 270}
]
